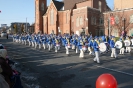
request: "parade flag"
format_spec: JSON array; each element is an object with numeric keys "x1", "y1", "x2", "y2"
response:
[{"x1": 110, "y1": 16, "x2": 115, "y2": 25}]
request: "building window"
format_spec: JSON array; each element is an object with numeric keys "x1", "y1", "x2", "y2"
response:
[
  {"x1": 115, "y1": 16, "x2": 119, "y2": 24},
  {"x1": 129, "y1": 28, "x2": 133, "y2": 36},
  {"x1": 130, "y1": 15, "x2": 133, "y2": 23},
  {"x1": 99, "y1": 18, "x2": 104, "y2": 25},
  {"x1": 79, "y1": 17, "x2": 83, "y2": 25},
  {"x1": 99, "y1": 1, "x2": 102, "y2": 12},
  {"x1": 50, "y1": 9, "x2": 54, "y2": 25},
  {"x1": 41, "y1": 2, "x2": 44, "y2": 11},
  {"x1": 112, "y1": 29, "x2": 119, "y2": 37},
  {"x1": 76, "y1": 17, "x2": 79, "y2": 27}
]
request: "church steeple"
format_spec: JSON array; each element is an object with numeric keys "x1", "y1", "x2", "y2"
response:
[{"x1": 35, "y1": 0, "x2": 47, "y2": 33}]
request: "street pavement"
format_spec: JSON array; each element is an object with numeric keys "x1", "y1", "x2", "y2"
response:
[{"x1": 0, "y1": 37, "x2": 133, "y2": 88}]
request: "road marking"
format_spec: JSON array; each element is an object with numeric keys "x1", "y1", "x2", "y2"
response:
[{"x1": 96, "y1": 65, "x2": 133, "y2": 76}]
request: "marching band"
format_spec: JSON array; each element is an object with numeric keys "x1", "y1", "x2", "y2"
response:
[{"x1": 12, "y1": 33, "x2": 133, "y2": 64}]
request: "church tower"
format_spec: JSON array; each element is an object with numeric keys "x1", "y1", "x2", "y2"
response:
[{"x1": 35, "y1": 0, "x2": 47, "y2": 33}]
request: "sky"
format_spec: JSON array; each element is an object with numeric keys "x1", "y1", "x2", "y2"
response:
[{"x1": 0, "y1": 0, "x2": 113, "y2": 27}]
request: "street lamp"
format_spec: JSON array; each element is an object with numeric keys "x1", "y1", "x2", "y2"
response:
[
  {"x1": 122, "y1": 18, "x2": 126, "y2": 37},
  {"x1": 107, "y1": 18, "x2": 110, "y2": 37}
]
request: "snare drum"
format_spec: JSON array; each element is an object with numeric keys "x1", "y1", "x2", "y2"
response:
[
  {"x1": 115, "y1": 41, "x2": 122, "y2": 49},
  {"x1": 82, "y1": 46, "x2": 87, "y2": 51},
  {"x1": 131, "y1": 39, "x2": 133, "y2": 46},
  {"x1": 124, "y1": 40, "x2": 131, "y2": 47},
  {"x1": 56, "y1": 44, "x2": 60, "y2": 47},
  {"x1": 99, "y1": 42, "x2": 108, "y2": 52},
  {"x1": 67, "y1": 44, "x2": 71, "y2": 48}
]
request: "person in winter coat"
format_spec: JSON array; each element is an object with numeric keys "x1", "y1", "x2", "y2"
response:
[
  {"x1": 93, "y1": 38, "x2": 100, "y2": 64},
  {"x1": 110, "y1": 36, "x2": 117, "y2": 58}
]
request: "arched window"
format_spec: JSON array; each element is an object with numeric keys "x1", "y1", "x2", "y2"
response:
[
  {"x1": 79, "y1": 17, "x2": 83, "y2": 25},
  {"x1": 99, "y1": 1, "x2": 102, "y2": 12},
  {"x1": 50, "y1": 9, "x2": 54, "y2": 25},
  {"x1": 76, "y1": 17, "x2": 79, "y2": 27}
]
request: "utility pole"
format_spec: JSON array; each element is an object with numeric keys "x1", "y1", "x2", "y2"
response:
[{"x1": 26, "y1": 17, "x2": 27, "y2": 33}]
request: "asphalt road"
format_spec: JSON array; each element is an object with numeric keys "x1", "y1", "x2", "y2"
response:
[{"x1": 0, "y1": 37, "x2": 133, "y2": 88}]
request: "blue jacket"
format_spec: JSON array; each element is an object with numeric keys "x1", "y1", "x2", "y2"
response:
[
  {"x1": 93, "y1": 41, "x2": 99, "y2": 51},
  {"x1": 110, "y1": 39, "x2": 115, "y2": 48}
]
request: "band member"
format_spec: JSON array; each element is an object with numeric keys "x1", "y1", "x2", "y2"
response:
[
  {"x1": 125, "y1": 36, "x2": 132, "y2": 53},
  {"x1": 110, "y1": 36, "x2": 117, "y2": 58},
  {"x1": 78, "y1": 37, "x2": 84, "y2": 58},
  {"x1": 119, "y1": 37, "x2": 125, "y2": 55},
  {"x1": 65, "y1": 37, "x2": 70, "y2": 55},
  {"x1": 42, "y1": 35, "x2": 47, "y2": 50},
  {"x1": 54, "y1": 38, "x2": 60, "y2": 53},
  {"x1": 88, "y1": 38, "x2": 94, "y2": 55},
  {"x1": 93, "y1": 38, "x2": 100, "y2": 63},
  {"x1": 47, "y1": 37, "x2": 52, "y2": 51}
]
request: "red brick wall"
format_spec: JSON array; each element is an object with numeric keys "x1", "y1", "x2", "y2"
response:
[
  {"x1": 76, "y1": 1, "x2": 92, "y2": 8},
  {"x1": 35, "y1": 0, "x2": 47, "y2": 33}
]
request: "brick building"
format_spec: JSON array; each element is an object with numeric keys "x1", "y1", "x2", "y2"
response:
[
  {"x1": 114, "y1": 0, "x2": 133, "y2": 10},
  {"x1": 104, "y1": 0, "x2": 133, "y2": 37},
  {"x1": 35, "y1": 0, "x2": 110, "y2": 36}
]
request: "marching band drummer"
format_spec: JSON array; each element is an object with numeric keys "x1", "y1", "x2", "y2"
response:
[
  {"x1": 78, "y1": 37, "x2": 85, "y2": 58},
  {"x1": 125, "y1": 36, "x2": 132, "y2": 53},
  {"x1": 93, "y1": 38, "x2": 100, "y2": 64},
  {"x1": 65, "y1": 37, "x2": 71, "y2": 55},
  {"x1": 110, "y1": 36, "x2": 117, "y2": 58},
  {"x1": 119, "y1": 37, "x2": 125, "y2": 55},
  {"x1": 54, "y1": 38, "x2": 60, "y2": 53}
]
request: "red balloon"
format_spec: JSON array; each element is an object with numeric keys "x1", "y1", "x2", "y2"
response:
[{"x1": 96, "y1": 73, "x2": 117, "y2": 88}]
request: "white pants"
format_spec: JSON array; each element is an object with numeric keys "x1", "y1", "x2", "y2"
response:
[
  {"x1": 79, "y1": 49, "x2": 84, "y2": 58},
  {"x1": 24, "y1": 40, "x2": 27, "y2": 45},
  {"x1": 72, "y1": 45, "x2": 75, "y2": 49},
  {"x1": 48, "y1": 44, "x2": 52, "y2": 51},
  {"x1": 65, "y1": 46, "x2": 69, "y2": 55},
  {"x1": 76, "y1": 47, "x2": 79, "y2": 53},
  {"x1": 57, "y1": 46, "x2": 60, "y2": 50},
  {"x1": 39, "y1": 44, "x2": 41, "y2": 49},
  {"x1": 29, "y1": 41, "x2": 31, "y2": 46},
  {"x1": 32, "y1": 42, "x2": 34, "y2": 47},
  {"x1": 43, "y1": 44, "x2": 46, "y2": 49},
  {"x1": 94, "y1": 51, "x2": 100, "y2": 63},
  {"x1": 120, "y1": 48, "x2": 125, "y2": 54},
  {"x1": 111, "y1": 48, "x2": 117, "y2": 58},
  {"x1": 126, "y1": 47, "x2": 131, "y2": 53},
  {"x1": 55, "y1": 46, "x2": 58, "y2": 52},
  {"x1": 88, "y1": 47, "x2": 94, "y2": 55},
  {"x1": 51, "y1": 44, "x2": 53, "y2": 49},
  {"x1": 35, "y1": 42, "x2": 37, "y2": 49}
]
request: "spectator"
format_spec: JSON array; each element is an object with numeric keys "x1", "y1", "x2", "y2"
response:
[
  {"x1": 0, "y1": 49, "x2": 13, "y2": 88},
  {"x1": 0, "y1": 65, "x2": 10, "y2": 88}
]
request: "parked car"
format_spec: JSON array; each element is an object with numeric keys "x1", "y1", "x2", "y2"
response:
[{"x1": 1, "y1": 32, "x2": 7, "y2": 37}]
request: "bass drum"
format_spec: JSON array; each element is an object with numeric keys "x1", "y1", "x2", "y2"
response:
[
  {"x1": 115, "y1": 41, "x2": 122, "y2": 49},
  {"x1": 99, "y1": 42, "x2": 108, "y2": 52},
  {"x1": 131, "y1": 39, "x2": 133, "y2": 46},
  {"x1": 124, "y1": 40, "x2": 131, "y2": 47}
]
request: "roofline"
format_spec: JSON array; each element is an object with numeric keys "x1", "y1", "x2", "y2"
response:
[
  {"x1": 103, "y1": 8, "x2": 133, "y2": 14},
  {"x1": 73, "y1": 6, "x2": 100, "y2": 12}
]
